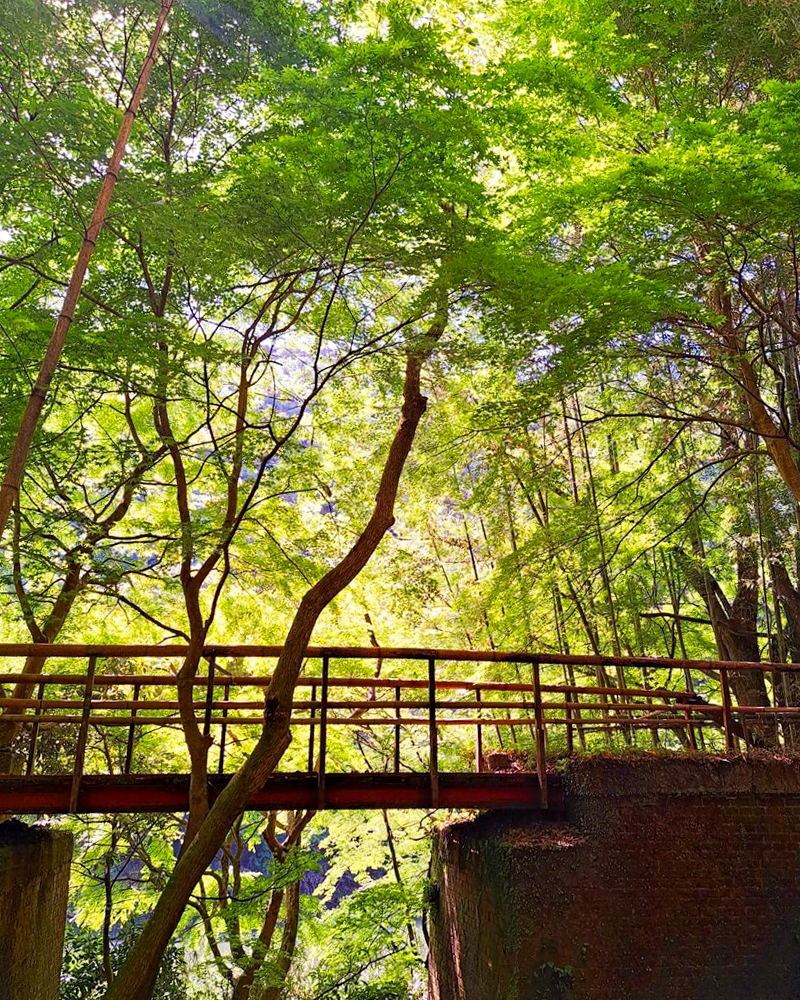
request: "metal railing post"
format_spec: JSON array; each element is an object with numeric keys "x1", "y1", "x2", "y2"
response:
[
  {"x1": 720, "y1": 667, "x2": 735, "y2": 752},
  {"x1": 532, "y1": 658, "x2": 548, "y2": 808},
  {"x1": 508, "y1": 706, "x2": 519, "y2": 746},
  {"x1": 394, "y1": 684, "x2": 401, "y2": 774},
  {"x1": 684, "y1": 705, "x2": 697, "y2": 752},
  {"x1": 308, "y1": 683, "x2": 317, "y2": 773},
  {"x1": 124, "y1": 681, "x2": 141, "y2": 775},
  {"x1": 218, "y1": 681, "x2": 230, "y2": 774},
  {"x1": 683, "y1": 665, "x2": 699, "y2": 750},
  {"x1": 203, "y1": 654, "x2": 216, "y2": 739},
  {"x1": 565, "y1": 688, "x2": 574, "y2": 756},
  {"x1": 475, "y1": 686, "x2": 483, "y2": 773},
  {"x1": 317, "y1": 656, "x2": 329, "y2": 808},
  {"x1": 26, "y1": 679, "x2": 46, "y2": 776},
  {"x1": 428, "y1": 657, "x2": 439, "y2": 807},
  {"x1": 70, "y1": 656, "x2": 97, "y2": 812}
]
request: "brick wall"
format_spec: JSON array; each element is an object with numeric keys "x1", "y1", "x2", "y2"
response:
[{"x1": 428, "y1": 755, "x2": 800, "y2": 1000}]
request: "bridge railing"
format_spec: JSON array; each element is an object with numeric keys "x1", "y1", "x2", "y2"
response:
[{"x1": 2, "y1": 645, "x2": 800, "y2": 810}]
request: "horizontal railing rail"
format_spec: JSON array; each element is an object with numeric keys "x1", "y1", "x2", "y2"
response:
[
  {"x1": 3, "y1": 642, "x2": 800, "y2": 669},
  {"x1": 1, "y1": 645, "x2": 799, "y2": 812}
]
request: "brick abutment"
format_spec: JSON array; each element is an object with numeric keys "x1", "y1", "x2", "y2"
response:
[{"x1": 429, "y1": 755, "x2": 800, "y2": 1000}]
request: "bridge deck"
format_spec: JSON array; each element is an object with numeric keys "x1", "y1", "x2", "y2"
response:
[
  {"x1": 1, "y1": 643, "x2": 798, "y2": 813},
  {"x1": 0, "y1": 772, "x2": 560, "y2": 813}
]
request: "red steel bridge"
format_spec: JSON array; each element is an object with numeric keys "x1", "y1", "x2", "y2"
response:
[{"x1": 0, "y1": 644, "x2": 797, "y2": 814}]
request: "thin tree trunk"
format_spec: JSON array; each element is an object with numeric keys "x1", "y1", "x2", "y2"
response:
[
  {"x1": 462, "y1": 516, "x2": 496, "y2": 649},
  {"x1": 560, "y1": 397, "x2": 579, "y2": 503},
  {"x1": 257, "y1": 880, "x2": 301, "y2": 1000},
  {"x1": 103, "y1": 823, "x2": 120, "y2": 987},
  {"x1": 382, "y1": 809, "x2": 416, "y2": 947},
  {"x1": 553, "y1": 590, "x2": 586, "y2": 750},
  {"x1": 0, "y1": 0, "x2": 173, "y2": 541},
  {"x1": 574, "y1": 396, "x2": 623, "y2": 662},
  {"x1": 230, "y1": 891, "x2": 284, "y2": 1000}
]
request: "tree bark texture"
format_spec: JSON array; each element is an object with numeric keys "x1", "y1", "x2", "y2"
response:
[{"x1": 104, "y1": 309, "x2": 447, "y2": 1000}]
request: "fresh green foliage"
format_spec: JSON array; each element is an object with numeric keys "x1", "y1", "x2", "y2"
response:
[
  {"x1": 60, "y1": 922, "x2": 196, "y2": 1000},
  {"x1": 3, "y1": 0, "x2": 800, "y2": 996}
]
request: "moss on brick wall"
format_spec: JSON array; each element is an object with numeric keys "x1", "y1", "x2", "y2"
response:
[{"x1": 430, "y1": 756, "x2": 800, "y2": 1000}]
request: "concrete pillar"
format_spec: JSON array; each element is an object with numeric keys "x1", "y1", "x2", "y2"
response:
[{"x1": 0, "y1": 819, "x2": 73, "y2": 1000}]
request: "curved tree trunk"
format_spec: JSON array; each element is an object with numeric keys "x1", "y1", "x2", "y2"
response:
[
  {"x1": 106, "y1": 716, "x2": 292, "y2": 1000},
  {"x1": 104, "y1": 310, "x2": 447, "y2": 1000}
]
